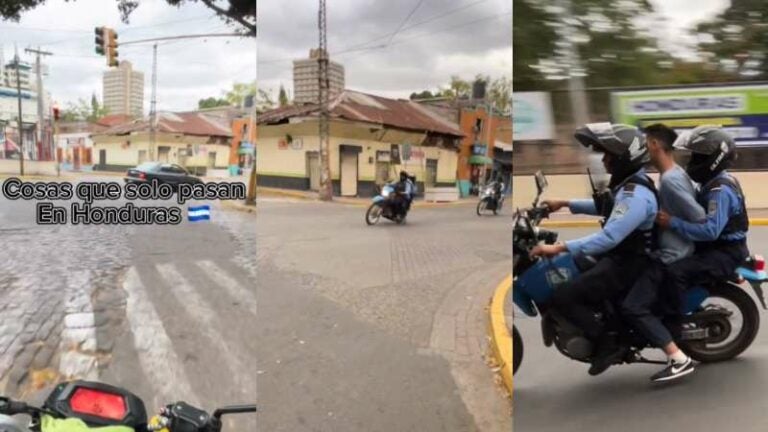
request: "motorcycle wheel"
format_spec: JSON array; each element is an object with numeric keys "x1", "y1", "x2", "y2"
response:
[
  {"x1": 680, "y1": 283, "x2": 760, "y2": 363},
  {"x1": 513, "y1": 325, "x2": 523, "y2": 375},
  {"x1": 366, "y1": 203, "x2": 383, "y2": 226},
  {"x1": 477, "y1": 199, "x2": 488, "y2": 216}
]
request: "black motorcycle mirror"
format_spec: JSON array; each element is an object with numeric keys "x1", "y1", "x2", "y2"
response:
[
  {"x1": 212, "y1": 404, "x2": 257, "y2": 420},
  {"x1": 533, "y1": 170, "x2": 548, "y2": 208}
]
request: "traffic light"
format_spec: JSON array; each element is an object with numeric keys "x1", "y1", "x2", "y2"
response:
[
  {"x1": 94, "y1": 27, "x2": 119, "y2": 67},
  {"x1": 94, "y1": 27, "x2": 106, "y2": 56},
  {"x1": 106, "y1": 28, "x2": 119, "y2": 67}
]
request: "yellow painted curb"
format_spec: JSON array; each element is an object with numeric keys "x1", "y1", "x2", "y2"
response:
[
  {"x1": 488, "y1": 274, "x2": 513, "y2": 396},
  {"x1": 220, "y1": 200, "x2": 257, "y2": 214}
]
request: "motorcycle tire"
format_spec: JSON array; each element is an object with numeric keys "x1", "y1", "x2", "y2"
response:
[
  {"x1": 366, "y1": 203, "x2": 383, "y2": 226},
  {"x1": 513, "y1": 325, "x2": 523, "y2": 375},
  {"x1": 477, "y1": 199, "x2": 488, "y2": 216},
  {"x1": 680, "y1": 283, "x2": 760, "y2": 363}
]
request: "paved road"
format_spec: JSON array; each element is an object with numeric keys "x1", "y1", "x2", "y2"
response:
[
  {"x1": 514, "y1": 227, "x2": 768, "y2": 432},
  {"x1": 254, "y1": 198, "x2": 512, "y2": 431},
  {"x1": 0, "y1": 175, "x2": 511, "y2": 431}
]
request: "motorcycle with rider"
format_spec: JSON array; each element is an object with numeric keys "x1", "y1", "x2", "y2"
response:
[
  {"x1": 366, "y1": 171, "x2": 416, "y2": 225},
  {"x1": 512, "y1": 123, "x2": 767, "y2": 381},
  {"x1": 477, "y1": 174, "x2": 506, "y2": 216}
]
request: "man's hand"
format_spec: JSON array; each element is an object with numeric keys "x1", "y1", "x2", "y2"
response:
[
  {"x1": 530, "y1": 243, "x2": 567, "y2": 258},
  {"x1": 541, "y1": 200, "x2": 569, "y2": 212},
  {"x1": 656, "y1": 210, "x2": 671, "y2": 229}
]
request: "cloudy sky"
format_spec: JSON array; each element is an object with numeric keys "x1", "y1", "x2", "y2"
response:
[
  {"x1": 0, "y1": 0, "x2": 731, "y2": 115},
  {"x1": 0, "y1": 0, "x2": 255, "y2": 113},
  {"x1": 258, "y1": 0, "x2": 512, "y2": 101}
]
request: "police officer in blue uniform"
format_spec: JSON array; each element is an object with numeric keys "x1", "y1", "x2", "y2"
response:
[
  {"x1": 532, "y1": 123, "x2": 659, "y2": 376},
  {"x1": 657, "y1": 126, "x2": 749, "y2": 343}
]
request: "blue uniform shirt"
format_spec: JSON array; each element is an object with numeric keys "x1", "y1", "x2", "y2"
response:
[
  {"x1": 565, "y1": 171, "x2": 658, "y2": 257},
  {"x1": 670, "y1": 171, "x2": 747, "y2": 242}
]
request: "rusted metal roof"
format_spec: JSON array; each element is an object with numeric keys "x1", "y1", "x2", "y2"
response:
[
  {"x1": 259, "y1": 90, "x2": 464, "y2": 137},
  {"x1": 96, "y1": 112, "x2": 232, "y2": 137}
]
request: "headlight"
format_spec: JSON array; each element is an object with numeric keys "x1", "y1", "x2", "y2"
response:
[{"x1": 382, "y1": 188, "x2": 391, "y2": 197}]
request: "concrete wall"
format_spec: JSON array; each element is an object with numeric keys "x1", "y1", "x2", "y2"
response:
[
  {"x1": 513, "y1": 172, "x2": 768, "y2": 209},
  {"x1": 257, "y1": 120, "x2": 459, "y2": 186},
  {"x1": 0, "y1": 159, "x2": 58, "y2": 176}
]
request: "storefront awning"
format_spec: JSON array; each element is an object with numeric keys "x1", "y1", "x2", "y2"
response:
[
  {"x1": 469, "y1": 155, "x2": 493, "y2": 165},
  {"x1": 495, "y1": 140, "x2": 513, "y2": 152}
]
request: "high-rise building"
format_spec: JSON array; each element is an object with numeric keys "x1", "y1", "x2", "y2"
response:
[
  {"x1": 102, "y1": 61, "x2": 144, "y2": 117},
  {"x1": 293, "y1": 49, "x2": 345, "y2": 105},
  {"x1": 3, "y1": 60, "x2": 35, "y2": 91}
]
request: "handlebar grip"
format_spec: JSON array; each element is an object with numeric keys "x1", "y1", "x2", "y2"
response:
[{"x1": 212, "y1": 405, "x2": 257, "y2": 419}]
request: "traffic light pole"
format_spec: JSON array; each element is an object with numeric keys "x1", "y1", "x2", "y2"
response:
[
  {"x1": 14, "y1": 50, "x2": 24, "y2": 176},
  {"x1": 25, "y1": 47, "x2": 52, "y2": 160}
]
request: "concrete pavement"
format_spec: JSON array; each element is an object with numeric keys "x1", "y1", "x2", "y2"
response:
[
  {"x1": 255, "y1": 199, "x2": 512, "y2": 431},
  {"x1": 513, "y1": 227, "x2": 768, "y2": 431}
]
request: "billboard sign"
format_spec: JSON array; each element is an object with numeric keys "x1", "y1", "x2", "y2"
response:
[
  {"x1": 612, "y1": 85, "x2": 768, "y2": 147},
  {"x1": 513, "y1": 91, "x2": 555, "y2": 141}
]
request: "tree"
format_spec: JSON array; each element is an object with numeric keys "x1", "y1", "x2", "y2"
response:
[
  {"x1": 695, "y1": 0, "x2": 768, "y2": 79},
  {"x1": 513, "y1": 0, "x2": 557, "y2": 90},
  {"x1": 60, "y1": 98, "x2": 108, "y2": 122},
  {"x1": 488, "y1": 76, "x2": 511, "y2": 113},
  {"x1": 198, "y1": 97, "x2": 231, "y2": 109},
  {"x1": 90, "y1": 93, "x2": 108, "y2": 120},
  {"x1": 278, "y1": 84, "x2": 289, "y2": 107},
  {"x1": 409, "y1": 90, "x2": 436, "y2": 100},
  {"x1": 224, "y1": 82, "x2": 257, "y2": 108},
  {"x1": 441, "y1": 76, "x2": 472, "y2": 99},
  {"x1": 0, "y1": 0, "x2": 256, "y2": 35}
]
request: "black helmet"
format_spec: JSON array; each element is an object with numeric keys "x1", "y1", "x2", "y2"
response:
[
  {"x1": 673, "y1": 125, "x2": 736, "y2": 184},
  {"x1": 399, "y1": 170, "x2": 408, "y2": 180},
  {"x1": 574, "y1": 122, "x2": 649, "y2": 184}
]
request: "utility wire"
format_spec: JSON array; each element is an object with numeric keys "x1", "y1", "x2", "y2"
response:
[
  {"x1": 386, "y1": 0, "x2": 425, "y2": 46},
  {"x1": 258, "y1": 0, "x2": 490, "y2": 65}
]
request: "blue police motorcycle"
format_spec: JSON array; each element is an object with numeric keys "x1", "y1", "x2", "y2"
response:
[
  {"x1": 512, "y1": 171, "x2": 767, "y2": 375},
  {"x1": 366, "y1": 182, "x2": 409, "y2": 225}
]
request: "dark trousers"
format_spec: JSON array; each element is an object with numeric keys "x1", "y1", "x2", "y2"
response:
[
  {"x1": 622, "y1": 261, "x2": 674, "y2": 348},
  {"x1": 666, "y1": 241, "x2": 749, "y2": 307},
  {"x1": 552, "y1": 254, "x2": 650, "y2": 341}
]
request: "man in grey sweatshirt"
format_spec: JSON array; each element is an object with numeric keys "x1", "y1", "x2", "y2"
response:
[{"x1": 621, "y1": 124, "x2": 706, "y2": 382}]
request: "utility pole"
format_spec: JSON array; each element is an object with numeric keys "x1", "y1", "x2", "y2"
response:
[
  {"x1": 14, "y1": 47, "x2": 24, "y2": 176},
  {"x1": 318, "y1": 0, "x2": 333, "y2": 201},
  {"x1": 149, "y1": 43, "x2": 158, "y2": 161},
  {"x1": 25, "y1": 47, "x2": 52, "y2": 161}
]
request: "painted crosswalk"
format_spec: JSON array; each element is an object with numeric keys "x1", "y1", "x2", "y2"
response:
[{"x1": 119, "y1": 259, "x2": 259, "y2": 409}]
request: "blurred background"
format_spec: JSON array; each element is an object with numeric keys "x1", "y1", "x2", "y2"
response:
[{"x1": 513, "y1": 0, "x2": 768, "y2": 175}]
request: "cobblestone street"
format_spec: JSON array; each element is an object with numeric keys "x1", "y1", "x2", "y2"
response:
[{"x1": 0, "y1": 181, "x2": 511, "y2": 431}]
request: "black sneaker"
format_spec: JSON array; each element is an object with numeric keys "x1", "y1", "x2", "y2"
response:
[{"x1": 650, "y1": 357, "x2": 694, "y2": 382}]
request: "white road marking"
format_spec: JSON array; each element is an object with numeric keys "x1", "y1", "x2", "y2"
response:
[
  {"x1": 123, "y1": 267, "x2": 199, "y2": 407},
  {"x1": 156, "y1": 263, "x2": 256, "y2": 396},
  {"x1": 59, "y1": 271, "x2": 98, "y2": 380},
  {"x1": 197, "y1": 260, "x2": 257, "y2": 314}
]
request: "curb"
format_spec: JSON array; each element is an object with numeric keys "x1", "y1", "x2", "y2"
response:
[
  {"x1": 220, "y1": 200, "x2": 257, "y2": 214},
  {"x1": 540, "y1": 218, "x2": 768, "y2": 228},
  {"x1": 488, "y1": 274, "x2": 513, "y2": 396}
]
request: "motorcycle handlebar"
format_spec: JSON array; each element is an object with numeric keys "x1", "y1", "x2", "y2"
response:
[{"x1": 212, "y1": 405, "x2": 257, "y2": 420}]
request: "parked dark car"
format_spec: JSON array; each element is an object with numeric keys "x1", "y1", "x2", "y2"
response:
[{"x1": 124, "y1": 162, "x2": 203, "y2": 188}]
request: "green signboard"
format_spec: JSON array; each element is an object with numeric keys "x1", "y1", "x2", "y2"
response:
[{"x1": 611, "y1": 84, "x2": 768, "y2": 147}]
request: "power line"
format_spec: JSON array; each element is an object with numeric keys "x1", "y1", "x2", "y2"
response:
[
  {"x1": 386, "y1": 0, "x2": 425, "y2": 46},
  {"x1": 258, "y1": 0, "x2": 490, "y2": 65}
]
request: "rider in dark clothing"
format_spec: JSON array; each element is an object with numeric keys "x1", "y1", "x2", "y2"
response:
[
  {"x1": 657, "y1": 127, "x2": 749, "y2": 381},
  {"x1": 532, "y1": 123, "x2": 659, "y2": 376},
  {"x1": 395, "y1": 170, "x2": 415, "y2": 215}
]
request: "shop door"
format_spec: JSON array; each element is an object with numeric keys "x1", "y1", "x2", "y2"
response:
[
  {"x1": 307, "y1": 152, "x2": 320, "y2": 191},
  {"x1": 340, "y1": 151, "x2": 358, "y2": 196}
]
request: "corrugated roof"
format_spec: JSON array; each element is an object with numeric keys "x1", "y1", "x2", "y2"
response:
[
  {"x1": 96, "y1": 114, "x2": 135, "y2": 127},
  {"x1": 258, "y1": 90, "x2": 464, "y2": 137},
  {"x1": 96, "y1": 112, "x2": 232, "y2": 137}
]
